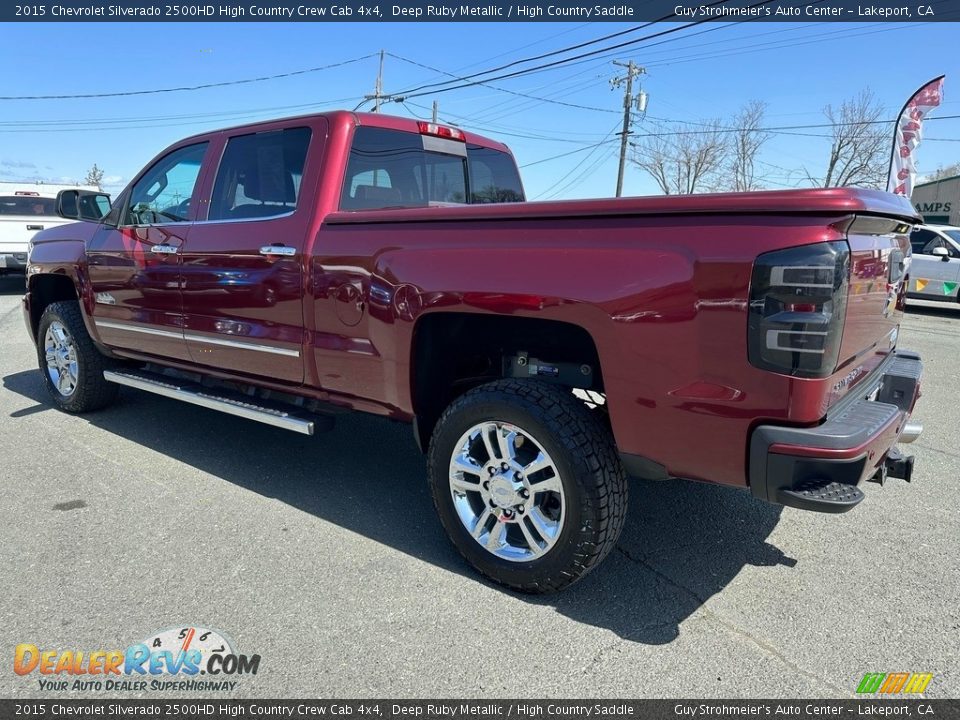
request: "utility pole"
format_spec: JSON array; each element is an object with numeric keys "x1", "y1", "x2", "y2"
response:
[
  {"x1": 363, "y1": 49, "x2": 386, "y2": 112},
  {"x1": 374, "y1": 49, "x2": 384, "y2": 112},
  {"x1": 610, "y1": 60, "x2": 646, "y2": 198},
  {"x1": 432, "y1": 100, "x2": 438, "y2": 123}
]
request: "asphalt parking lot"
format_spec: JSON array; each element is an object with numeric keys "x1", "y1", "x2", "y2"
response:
[{"x1": 1, "y1": 275, "x2": 958, "y2": 699}]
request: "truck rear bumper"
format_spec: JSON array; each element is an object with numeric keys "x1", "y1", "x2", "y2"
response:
[{"x1": 749, "y1": 350, "x2": 922, "y2": 513}]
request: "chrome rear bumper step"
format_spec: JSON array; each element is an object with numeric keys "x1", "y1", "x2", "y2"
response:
[{"x1": 103, "y1": 369, "x2": 325, "y2": 435}]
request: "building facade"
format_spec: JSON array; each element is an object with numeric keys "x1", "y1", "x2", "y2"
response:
[{"x1": 912, "y1": 174, "x2": 960, "y2": 226}]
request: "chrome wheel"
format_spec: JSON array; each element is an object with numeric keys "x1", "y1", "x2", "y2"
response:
[
  {"x1": 44, "y1": 321, "x2": 79, "y2": 397},
  {"x1": 449, "y1": 421, "x2": 565, "y2": 562}
]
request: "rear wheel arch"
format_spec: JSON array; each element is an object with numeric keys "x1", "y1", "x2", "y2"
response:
[{"x1": 409, "y1": 312, "x2": 606, "y2": 451}]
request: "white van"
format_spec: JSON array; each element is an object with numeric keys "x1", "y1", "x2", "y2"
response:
[{"x1": 0, "y1": 183, "x2": 105, "y2": 273}]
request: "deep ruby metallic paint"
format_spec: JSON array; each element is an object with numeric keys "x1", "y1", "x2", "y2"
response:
[{"x1": 23, "y1": 110, "x2": 921, "y2": 490}]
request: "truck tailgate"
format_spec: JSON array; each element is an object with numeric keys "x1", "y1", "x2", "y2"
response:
[{"x1": 829, "y1": 217, "x2": 913, "y2": 407}]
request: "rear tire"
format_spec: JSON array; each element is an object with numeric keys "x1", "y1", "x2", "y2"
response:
[
  {"x1": 427, "y1": 379, "x2": 627, "y2": 593},
  {"x1": 36, "y1": 301, "x2": 118, "y2": 413}
]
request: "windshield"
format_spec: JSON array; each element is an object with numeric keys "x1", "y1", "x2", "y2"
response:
[{"x1": 0, "y1": 196, "x2": 56, "y2": 217}]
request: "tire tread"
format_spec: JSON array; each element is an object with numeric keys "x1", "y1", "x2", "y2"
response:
[{"x1": 428, "y1": 379, "x2": 627, "y2": 593}]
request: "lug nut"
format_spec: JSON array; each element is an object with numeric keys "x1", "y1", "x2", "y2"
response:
[
  {"x1": 514, "y1": 471, "x2": 523, "y2": 482},
  {"x1": 501, "y1": 462, "x2": 509, "y2": 471},
  {"x1": 517, "y1": 505, "x2": 525, "y2": 514},
  {"x1": 488, "y1": 466, "x2": 497, "y2": 476},
  {"x1": 483, "y1": 480, "x2": 490, "y2": 490},
  {"x1": 519, "y1": 488, "x2": 529, "y2": 499}
]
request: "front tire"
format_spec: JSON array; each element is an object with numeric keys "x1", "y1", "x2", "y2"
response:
[
  {"x1": 36, "y1": 301, "x2": 118, "y2": 413},
  {"x1": 427, "y1": 379, "x2": 628, "y2": 593}
]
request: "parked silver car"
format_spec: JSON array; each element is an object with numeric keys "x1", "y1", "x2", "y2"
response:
[{"x1": 908, "y1": 224, "x2": 960, "y2": 303}]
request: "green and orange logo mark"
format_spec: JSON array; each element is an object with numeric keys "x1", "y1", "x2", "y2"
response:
[{"x1": 856, "y1": 673, "x2": 933, "y2": 694}]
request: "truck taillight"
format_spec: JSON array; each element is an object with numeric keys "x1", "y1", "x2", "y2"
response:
[
  {"x1": 417, "y1": 121, "x2": 465, "y2": 141},
  {"x1": 747, "y1": 241, "x2": 850, "y2": 378}
]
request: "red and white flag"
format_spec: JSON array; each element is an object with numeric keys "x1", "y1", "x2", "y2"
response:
[{"x1": 887, "y1": 75, "x2": 945, "y2": 196}]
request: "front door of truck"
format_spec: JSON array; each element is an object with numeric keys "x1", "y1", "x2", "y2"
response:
[
  {"x1": 909, "y1": 228, "x2": 960, "y2": 299},
  {"x1": 179, "y1": 123, "x2": 320, "y2": 384},
  {"x1": 87, "y1": 142, "x2": 210, "y2": 362}
]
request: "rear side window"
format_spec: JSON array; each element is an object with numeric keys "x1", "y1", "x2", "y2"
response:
[
  {"x1": 341, "y1": 127, "x2": 467, "y2": 210},
  {"x1": 209, "y1": 127, "x2": 312, "y2": 221},
  {"x1": 467, "y1": 145, "x2": 525, "y2": 203},
  {"x1": 0, "y1": 196, "x2": 56, "y2": 216}
]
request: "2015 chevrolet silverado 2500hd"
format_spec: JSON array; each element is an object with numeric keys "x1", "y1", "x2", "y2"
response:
[{"x1": 22, "y1": 111, "x2": 924, "y2": 592}]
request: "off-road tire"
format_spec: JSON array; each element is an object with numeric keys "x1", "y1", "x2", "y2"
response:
[
  {"x1": 427, "y1": 379, "x2": 628, "y2": 593},
  {"x1": 36, "y1": 301, "x2": 118, "y2": 413}
]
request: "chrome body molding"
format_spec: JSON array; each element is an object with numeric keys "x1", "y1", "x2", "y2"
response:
[{"x1": 93, "y1": 318, "x2": 300, "y2": 357}]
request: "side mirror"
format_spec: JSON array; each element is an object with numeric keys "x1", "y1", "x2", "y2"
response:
[
  {"x1": 56, "y1": 189, "x2": 112, "y2": 222},
  {"x1": 931, "y1": 246, "x2": 950, "y2": 261}
]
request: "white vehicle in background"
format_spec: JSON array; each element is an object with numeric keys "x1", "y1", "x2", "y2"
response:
[
  {"x1": 907, "y1": 224, "x2": 960, "y2": 304},
  {"x1": 0, "y1": 183, "x2": 110, "y2": 275}
]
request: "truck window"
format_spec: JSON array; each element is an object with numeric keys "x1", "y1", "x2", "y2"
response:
[
  {"x1": 0, "y1": 196, "x2": 56, "y2": 216},
  {"x1": 126, "y1": 142, "x2": 209, "y2": 225},
  {"x1": 209, "y1": 127, "x2": 312, "y2": 221},
  {"x1": 467, "y1": 145, "x2": 525, "y2": 203},
  {"x1": 341, "y1": 127, "x2": 468, "y2": 210}
]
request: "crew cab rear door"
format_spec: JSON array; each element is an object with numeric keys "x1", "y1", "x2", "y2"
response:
[{"x1": 179, "y1": 119, "x2": 322, "y2": 384}]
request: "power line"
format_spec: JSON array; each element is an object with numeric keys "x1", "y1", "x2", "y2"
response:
[
  {"x1": 520, "y1": 139, "x2": 621, "y2": 168},
  {"x1": 394, "y1": 23, "x2": 658, "y2": 97},
  {"x1": 628, "y1": 114, "x2": 960, "y2": 140},
  {"x1": 534, "y1": 120, "x2": 623, "y2": 199},
  {"x1": 386, "y1": 52, "x2": 618, "y2": 114},
  {"x1": 0, "y1": 54, "x2": 377, "y2": 100},
  {"x1": 397, "y1": 0, "x2": 788, "y2": 101}
]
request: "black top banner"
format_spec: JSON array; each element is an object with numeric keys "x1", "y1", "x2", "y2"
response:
[{"x1": 3, "y1": 0, "x2": 960, "y2": 22}]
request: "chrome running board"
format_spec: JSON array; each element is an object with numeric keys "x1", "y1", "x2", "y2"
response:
[{"x1": 104, "y1": 369, "x2": 319, "y2": 435}]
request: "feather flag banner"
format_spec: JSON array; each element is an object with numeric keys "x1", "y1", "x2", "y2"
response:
[{"x1": 887, "y1": 76, "x2": 945, "y2": 197}]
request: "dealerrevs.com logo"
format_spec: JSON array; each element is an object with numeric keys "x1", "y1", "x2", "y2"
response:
[{"x1": 13, "y1": 626, "x2": 260, "y2": 692}]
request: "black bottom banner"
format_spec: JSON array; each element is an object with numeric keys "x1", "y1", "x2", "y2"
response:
[{"x1": 1, "y1": 699, "x2": 957, "y2": 720}]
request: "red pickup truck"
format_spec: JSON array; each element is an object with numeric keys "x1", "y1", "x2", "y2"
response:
[{"x1": 23, "y1": 111, "x2": 924, "y2": 592}]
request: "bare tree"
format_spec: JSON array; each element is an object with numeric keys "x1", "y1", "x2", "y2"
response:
[
  {"x1": 83, "y1": 163, "x2": 105, "y2": 190},
  {"x1": 633, "y1": 131, "x2": 673, "y2": 194},
  {"x1": 633, "y1": 119, "x2": 728, "y2": 194},
  {"x1": 813, "y1": 90, "x2": 889, "y2": 189},
  {"x1": 727, "y1": 101, "x2": 770, "y2": 192},
  {"x1": 922, "y1": 161, "x2": 960, "y2": 182}
]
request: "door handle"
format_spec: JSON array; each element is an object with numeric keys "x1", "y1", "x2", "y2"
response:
[
  {"x1": 259, "y1": 245, "x2": 296, "y2": 257},
  {"x1": 151, "y1": 244, "x2": 178, "y2": 255},
  {"x1": 27, "y1": 224, "x2": 44, "y2": 231}
]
